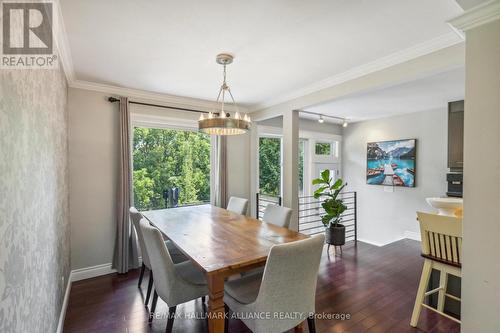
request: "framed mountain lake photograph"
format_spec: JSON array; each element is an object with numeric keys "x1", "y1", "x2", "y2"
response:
[{"x1": 366, "y1": 139, "x2": 416, "y2": 187}]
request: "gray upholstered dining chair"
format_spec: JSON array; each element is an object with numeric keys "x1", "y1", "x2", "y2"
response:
[
  {"x1": 129, "y1": 207, "x2": 188, "y2": 307},
  {"x1": 139, "y1": 219, "x2": 208, "y2": 333},
  {"x1": 262, "y1": 204, "x2": 293, "y2": 229},
  {"x1": 227, "y1": 196, "x2": 249, "y2": 215},
  {"x1": 224, "y1": 234, "x2": 325, "y2": 333}
]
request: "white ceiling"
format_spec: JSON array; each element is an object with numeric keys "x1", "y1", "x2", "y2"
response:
[
  {"x1": 303, "y1": 67, "x2": 465, "y2": 123},
  {"x1": 61, "y1": 0, "x2": 463, "y2": 107}
]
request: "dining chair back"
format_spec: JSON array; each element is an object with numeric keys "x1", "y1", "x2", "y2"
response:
[
  {"x1": 224, "y1": 234, "x2": 325, "y2": 333},
  {"x1": 227, "y1": 196, "x2": 249, "y2": 215},
  {"x1": 130, "y1": 207, "x2": 156, "y2": 304},
  {"x1": 262, "y1": 204, "x2": 293, "y2": 228},
  {"x1": 140, "y1": 219, "x2": 208, "y2": 332},
  {"x1": 258, "y1": 235, "x2": 324, "y2": 330},
  {"x1": 140, "y1": 219, "x2": 178, "y2": 304},
  {"x1": 410, "y1": 212, "x2": 462, "y2": 328},
  {"x1": 139, "y1": 219, "x2": 208, "y2": 307},
  {"x1": 130, "y1": 207, "x2": 150, "y2": 269},
  {"x1": 418, "y1": 212, "x2": 462, "y2": 265}
]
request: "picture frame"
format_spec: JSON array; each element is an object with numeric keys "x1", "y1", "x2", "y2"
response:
[{"x1": 366, "y1": 139, "x2": 416, "y2": 187}]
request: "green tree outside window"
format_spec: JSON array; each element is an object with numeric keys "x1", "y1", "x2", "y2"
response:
[{"x1": 132, "y1": 127, "x2": 211, "y2": 210}]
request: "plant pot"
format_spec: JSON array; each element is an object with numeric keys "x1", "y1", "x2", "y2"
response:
[{"x1": 325, "y1": 224, "x2": 346, "y2": 246}]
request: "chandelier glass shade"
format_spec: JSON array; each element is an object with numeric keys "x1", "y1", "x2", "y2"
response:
[{"x1": 198, "y1": 54, "x2": 251, "y2": 135}]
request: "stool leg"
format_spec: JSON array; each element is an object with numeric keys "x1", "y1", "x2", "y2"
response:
[
  {"x1": 410, "y1": 260, "x2": 432, "y2": 327},
  {"x1": 437, "y1": 270, "x2": 448, "y2": 312}
]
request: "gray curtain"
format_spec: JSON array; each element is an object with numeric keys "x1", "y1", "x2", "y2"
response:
[
  {"x1": 211, "y1": 135, "x2": 228, "y2": 208},
  {"x1": 112, "y1": 96, "x2": 139, "y2": 273}
]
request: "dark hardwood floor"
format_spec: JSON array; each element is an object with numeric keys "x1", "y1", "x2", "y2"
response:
[{"x1": 63, "y1": 239, "x2": 460, "y2": 333}]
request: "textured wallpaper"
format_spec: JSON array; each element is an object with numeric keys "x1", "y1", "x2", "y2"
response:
[{"x1": 0, "y1": 68, "x2": 69, "y2": 332}]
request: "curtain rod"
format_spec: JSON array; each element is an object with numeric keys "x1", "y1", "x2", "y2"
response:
[{"x1": 107, "y1": 96, "x2": 211, "y2": 115}]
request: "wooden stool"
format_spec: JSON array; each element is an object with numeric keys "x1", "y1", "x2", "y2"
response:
[{"x1": 410, "y1": 212, "x2": 462, "y2": 327}]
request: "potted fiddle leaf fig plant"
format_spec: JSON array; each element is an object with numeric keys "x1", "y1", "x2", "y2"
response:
[{"x1": 312, "y1": 170, "x2": 348, "y2": 246}]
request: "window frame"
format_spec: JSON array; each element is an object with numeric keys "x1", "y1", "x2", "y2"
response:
[
  {"x1": 258, "y1": 133, "x2": 283, "y2": 197},
  {"x1": 130, "y1": 112, "x2": 213, "y2": 209},
  {"x1": 314, "y1": 141, "x2": 332, "y2": 156}
]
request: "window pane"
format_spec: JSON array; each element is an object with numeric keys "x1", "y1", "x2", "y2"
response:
[
  {"x1": 259, "y1": 137, "x2": 281, "y2": 196},
  {"x1": 315, "y1": 142, "x2": 331, "y2": 155},
  {"x1": 132, "y1": 127, "x2": 211, "y2": 210}
]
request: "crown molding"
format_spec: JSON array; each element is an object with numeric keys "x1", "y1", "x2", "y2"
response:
[
  {"x1": 449, "y1": 0, "x2": 500, "y2": 31},
  {"x1": 54, "y1": 0, "x2": 463, "y2": 115},
  {"x1": 53, "y1": 0, "x2": 75, "y2": 82},
  {"x1": 249, "y1": 32, "x2": 464, "y2": 112},
  {"x1": 70, "y1": 79, "x2": 246, "y2": 112},
  {"x1": 52, "y1": 1, "x2": 246, "y2": 112}
]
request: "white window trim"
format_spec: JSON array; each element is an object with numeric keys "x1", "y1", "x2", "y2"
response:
[{"x1": 131, "y1": 112, "x2": 199, "y2": 131}]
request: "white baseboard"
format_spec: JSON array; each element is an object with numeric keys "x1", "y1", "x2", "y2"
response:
[
  {"x1": 58, "y1": 259, "x2": 143, "y2": 331},
  {"x1": 56, "y1": 272, "x2": 72, "y2": 333},
  {"x1": 70, "y1": 257, "x2": 142, "y2": 282},
  {"x1": 404, "y1": 230, "x2": 421, "y2": 241},
  {"x1": 357, "y1": 233, "x2": 421, "y2": 247},
  {"x1": 357, "y1": 237, "x2": 402, "y2": 247},
  {"x1": 71, "y1": 263, "x2": 116, "y2": 282}
]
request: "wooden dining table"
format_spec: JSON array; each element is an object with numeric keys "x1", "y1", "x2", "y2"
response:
[{"x1": 142, "y1": 204, "x2": 308, "y2": 333}]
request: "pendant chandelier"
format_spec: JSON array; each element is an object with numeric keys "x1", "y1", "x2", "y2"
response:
[{"x1": 198, "y1": 54, "x2": 251, "y2": 135}]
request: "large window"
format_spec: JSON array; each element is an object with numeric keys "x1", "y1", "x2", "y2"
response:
[
  {"x1": 259, "y1": 137, "x2": 281, "y2": 196},
  {"x1": 132, "y1": 127, "x2": 211, "y2": 210}
]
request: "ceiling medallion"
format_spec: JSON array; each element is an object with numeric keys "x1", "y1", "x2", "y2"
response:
[{"x1": 198, "y1": 53, "x2": 251, "y2": 135}]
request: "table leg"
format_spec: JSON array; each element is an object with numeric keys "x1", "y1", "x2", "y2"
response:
[{"x1": 207, "y1": 274, "x2": 225, "y2": 333}]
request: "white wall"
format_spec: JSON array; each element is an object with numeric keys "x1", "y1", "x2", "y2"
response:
[
  {"x1": 68, "y1": 87, "x2": 250, "y2": 270},
  {"x1": 68, "y1": 88, "x2": 118, "y2": 270},
  {"x1": 342, "y1": 108, "x2": 448, "y2": 245},
  {"x1": 462, "y1": 19, "x2": 500, "y2": 332}
]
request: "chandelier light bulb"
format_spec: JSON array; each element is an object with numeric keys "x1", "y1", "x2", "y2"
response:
[
  {"x1": 199, "y1": 114, "x2": 205, "y2": 121},
  {"x1": 234, "y1": 112, "x2": 241, "y2": 120}
]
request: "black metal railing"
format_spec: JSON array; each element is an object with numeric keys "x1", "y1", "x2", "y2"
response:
[
  {"x1": 255, "y1": 192, "x2": 282, "y2": 219},
  {"x1": 298, "y1": 191, "x2": 357, "y2": 243}
]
